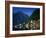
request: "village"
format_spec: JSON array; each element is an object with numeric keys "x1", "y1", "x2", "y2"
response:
[{"x1": 14, "y1": 19, "x2": 40, "y2": 30}]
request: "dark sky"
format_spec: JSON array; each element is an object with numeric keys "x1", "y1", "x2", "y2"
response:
[{"x1": 13, "y1": 7, "x2": 39, "y2": 16}]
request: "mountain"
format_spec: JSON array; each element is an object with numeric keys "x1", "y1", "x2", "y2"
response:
[
  {"x1": 13, "y1": 11, "x2": 29, "y2": 26},
  {"x1": 30, "y1": 9, "x2": 40, "y2": 20}
]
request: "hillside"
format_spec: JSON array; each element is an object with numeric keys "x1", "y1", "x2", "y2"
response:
[{"x1": 13, "y1": 11, "x2": 29, "y2": 26}]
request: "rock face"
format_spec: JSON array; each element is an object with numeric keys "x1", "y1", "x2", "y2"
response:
[
  {"x1": 13, "y1": 11, "x2": 29, "y2": 26},
  {"x1": 30, "y1": 9, "x2": 40, "y2": 30}
]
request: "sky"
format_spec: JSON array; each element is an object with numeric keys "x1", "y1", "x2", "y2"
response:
[{"x1": 13, "y1": 7, "x2": 39, "y2": 16}]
